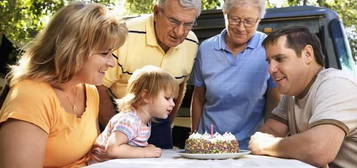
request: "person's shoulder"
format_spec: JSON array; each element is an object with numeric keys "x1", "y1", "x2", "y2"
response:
[
  {"x1": 253, "y1": 31, "x2": 267, "y2": 42},
  {"x1": 199, "y1": 32, "x2": 220, "y2": 44},
  {"x1": 84, "y1": 84, "x2": 99, "y2": 101},
  {"x1": 112, "y1": 111, "x2": 141, "y2": 125},
  {"x1": 198, "y1": 33, "x2": 221, "y2": 49},
  {"x1": 125, "y1": 14, "x2": 151, "y2": 31},
  {"x1": 255, "y1": 31, "x2": 267, "y2": 37},
  {"x1": 8, "y1": 79, "x2": 55, "y2": 107},
  {"x1": 319, "y1": 68, "x2": 357, "y2": 82},
  {"x1": 184, "y1": 31, "x2": 199, "y2": 45},
  {"x1": 117, "y1": 111, "x2": 140, "y2": 120},
  {"x1": 13, "y1": 79, "x2": 52, "y2": 95},
  {"x1": 316, "y1": 68, "x2": 357, "y2": 89},
  {"x1": 84, "y1": 84, "x2": 98, "y2": 94}
]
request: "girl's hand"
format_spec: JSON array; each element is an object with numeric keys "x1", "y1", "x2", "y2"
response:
[{"x1": 143, "y1": 144, "x2": 162, "y2": 158}]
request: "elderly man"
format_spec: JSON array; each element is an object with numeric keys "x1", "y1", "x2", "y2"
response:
[
  {"x1": 248, "y1": 26, "x2": 357, "y2": 168},
  {"x1": 97, "y1": 0, "x2": 201, "y2": 149}
]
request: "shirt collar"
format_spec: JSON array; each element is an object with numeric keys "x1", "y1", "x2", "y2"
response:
[
  {"x1": 215, "y1": 29, "x2": 261, "y2": 51},
  {"x1": 215, "y1": 29, "x2": 228, "y2": 51},
  {"x1": 146, "y1": 15, "x2": 160, "y2": 47},
  {"x1": 296, "y1": 67, "x2": 324, "y2": 99},
  {"x1": 146, "y1": 15, "x2": 180, "y2": 51}
]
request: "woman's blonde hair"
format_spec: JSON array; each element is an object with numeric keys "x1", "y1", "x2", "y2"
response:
[
  {"x1": 7, "y1": 2, "x2": 127, "y2": 87},
  {"x1": 117, "y1": 65, "x2": 179, "y2": 112}
]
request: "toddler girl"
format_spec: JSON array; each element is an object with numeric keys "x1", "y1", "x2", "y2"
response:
[{"x1": 91, "y1": 65, "x2": 178, "y2": 162}]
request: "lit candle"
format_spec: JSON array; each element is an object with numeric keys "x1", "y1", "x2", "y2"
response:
[{"x1": 210, "y1": 124, "x2": 213, "y2": 137}]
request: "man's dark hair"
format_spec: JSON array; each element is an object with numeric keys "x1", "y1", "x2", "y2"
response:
[{"x1": 262, "y1": 26, "x2": 325, "y2": 66}]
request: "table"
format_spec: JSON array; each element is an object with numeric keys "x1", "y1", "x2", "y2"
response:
[{"x1": 87, "y1": 149, "x2": 316, "y2": 168}]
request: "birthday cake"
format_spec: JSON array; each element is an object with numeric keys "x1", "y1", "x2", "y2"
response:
[{"x1": 184, "y1": 132, "x2": 239, "y2": 154}]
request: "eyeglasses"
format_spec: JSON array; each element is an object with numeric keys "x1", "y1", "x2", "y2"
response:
[
  {"x1": 160, "y1": 9, "x2": 197, "y2": 31},
  {"x1": 227, "y1": 15, "x2": 260, "y2": 28}
]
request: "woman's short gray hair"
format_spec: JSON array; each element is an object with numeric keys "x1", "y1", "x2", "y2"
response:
[
  {"x1": 223, "y1": 0, "x2": 266, "y2": 18},
  {"x1": 157, "y1": 0, "x2": 202, "y2": 17}
]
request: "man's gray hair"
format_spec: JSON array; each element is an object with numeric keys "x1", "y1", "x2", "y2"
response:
[
  {"x1": 157, "y1": 0, "x2": 202, "y2": 17},
  {"x1": 223, "y1": 0, "x2": 266, "y2": 18}
]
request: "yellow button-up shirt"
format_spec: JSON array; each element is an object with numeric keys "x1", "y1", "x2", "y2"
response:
[{"x1": 103, "y1": 14, "x2": 198, "y2": 98}]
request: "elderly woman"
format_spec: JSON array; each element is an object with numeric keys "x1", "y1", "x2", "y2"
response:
[
  {"x1": 0, "y1": 2, "x2": 127, "y2": 167},
  {"x1": 191, "y1": 0, "x2": 280, "y2": 149}
]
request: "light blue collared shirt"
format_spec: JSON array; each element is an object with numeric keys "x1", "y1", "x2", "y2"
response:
[{"x1": 192, "y1": 29, "x2": 275, "y2": 149}]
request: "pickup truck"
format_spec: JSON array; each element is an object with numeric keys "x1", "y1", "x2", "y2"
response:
[{"x1": 173, "y1": 5, "x2": 356, "y2": 148}]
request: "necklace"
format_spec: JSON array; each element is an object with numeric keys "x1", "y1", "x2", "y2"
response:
[
  {"x1": 65, "y1": 93, "x2": 81, "y2": 118},
  {"x1": 54, "y1": 84, "x2": 83, "y2": 118}
]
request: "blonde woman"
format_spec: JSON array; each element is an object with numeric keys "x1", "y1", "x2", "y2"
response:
[
  {"x1": 91, "y1": 66, "x2": 178, "y2": 162},
  {"x1": 0, "y1": 2, "x2": 127, "y2": 167}
]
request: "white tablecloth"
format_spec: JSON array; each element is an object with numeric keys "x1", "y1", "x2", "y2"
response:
[{"x1": 86, "y1": 149, "x2": 316, "y2": 168}]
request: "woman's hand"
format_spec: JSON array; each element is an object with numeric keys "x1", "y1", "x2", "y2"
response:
[{"x1": 89, "y1": 144, "x2": 112, "y2": 162}]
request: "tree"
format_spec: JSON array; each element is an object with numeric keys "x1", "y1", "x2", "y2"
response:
[
  {"x1": 123, "y1": 0, "x2": 357, "y2": 60},
  {"x1": 1, "y1": 0, "x2": 222, "y2": 44},
  {"x1": 0, "y1": 0, "x2": 117, "y2": 47},
  {"x1": 201, "y1": 0, "x2": 221, "y2": 10},
  {"x1": 284, "y1": 0, "x2": 357, "y2": 59},
  {"x1": 123, "y1": 0, "x2": 221, "y2": 15},
  {"x1": 0, "y1": 0, "x2": 65, "y2": 46},
  {"x1": 1, "y1": 0, "x2": 355, "y2": 59},
  {"x1": 285, "y1": 0, "x2": 357, "y2": 28},
  {"x1": 124, "y1": 0, "x2": 155, "y2": 15},
  {"x1": 319, "y1": 0, "x2": 357, "y2": 60}
]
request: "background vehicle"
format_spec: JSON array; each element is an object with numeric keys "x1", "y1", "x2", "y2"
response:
[{"x1": 173, "y1": 6, "x2": 356, "y2": 148}]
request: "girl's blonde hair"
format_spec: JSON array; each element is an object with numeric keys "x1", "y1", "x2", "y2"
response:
[
  {"x1": 117, "y1": 65, "x2": 179, "y2": 112},
  {"x1": 7, "y1": 2, "x2": 127, "y2": 87}
]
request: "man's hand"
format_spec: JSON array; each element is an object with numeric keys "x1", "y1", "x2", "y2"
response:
[{"x1": 248, "y1": 132, "x2": 282, "y2": 156}]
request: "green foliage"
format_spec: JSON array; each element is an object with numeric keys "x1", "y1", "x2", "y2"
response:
[
  {"x1": 272, "y1": 0, "x2": 357, "y2": 60},
  {"x1": 287, "y1": 0, "x2": 301, "y2": 6},
  {"x1": 201, "y1": 0, "x2": 221, "y2": 10},
  {"x1": 321, "y1": 0, "x2": 357, "y2": 59},
  {"x1": 0, "y1": 0, "x2": 117, "y2": 46},
  {"x1": 275, "y1": 0, "x2": 356, "y2": 29},
  {"x1": 320, "y1": 0, "x2": 356, "y2": 28},
  {"x1": 123, "y1": 0, "x2": 222, "y2": 15},
  {"x1": 124, "y1": 0, "x2": 154, "y2": 15},
  {"x1": 1, "y1": 0, "x2": 356, "y2": 59},
  {"x1": 0, "y1": 0, "x2": 65, "y2": 46}
]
